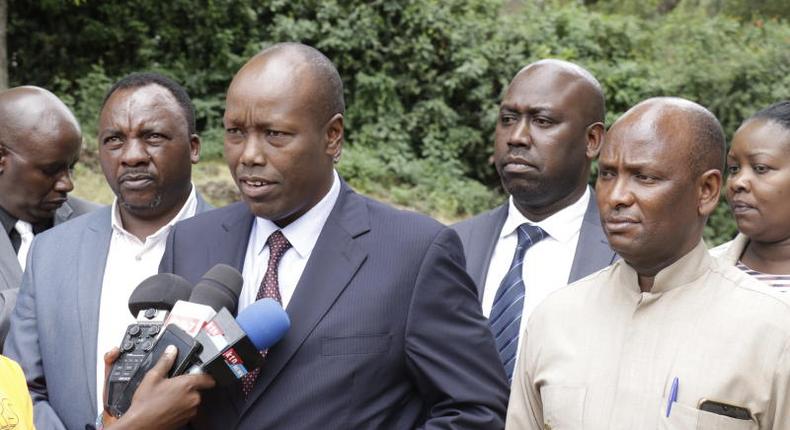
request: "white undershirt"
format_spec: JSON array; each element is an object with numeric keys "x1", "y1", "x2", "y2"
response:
[
  {"x1": 239, "y1": 171, "x2": 340, "y2": 312},
  {"x1": 481, "y1": 187, "x2": 590, "y2": 360},
  {"x1": 95, "y1": 186, "x2": 198, "y2": 411}
]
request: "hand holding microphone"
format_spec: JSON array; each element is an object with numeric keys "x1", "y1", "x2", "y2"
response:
[
  {"x1": 104, "y1": 264, "x2": 290, "y2": 419},
  {"x1": 101, "y1": 346, "x2": 214, "y2": 430}
]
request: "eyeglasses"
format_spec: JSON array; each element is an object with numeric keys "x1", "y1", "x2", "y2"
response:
[{"x1": 1, "y1": 142, "x2": 77, "y2": 180}]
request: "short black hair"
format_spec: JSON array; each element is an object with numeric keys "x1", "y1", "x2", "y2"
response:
[
  {"x1": 751, "y1": 100, "x2": 790, "y2": 131},
  {"x1": 688, "y1": 108, "x2": 726, "y2": 175},
  {"x1": 101, "y1": 72, "x2": 197, "y2": 135}
]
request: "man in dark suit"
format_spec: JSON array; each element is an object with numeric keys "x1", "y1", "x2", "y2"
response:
[
  {"x1": 5, "y1": 73, "x2": 213, "y2": 430},
  {"x1": 160, "y1": 42, "x2": 509, "y2": 429},
  {"x1": 0, "y1": 86, "x2": 98, "y2": 350},
  {"x1": 452, "y1": 60, "x2": 617, "y2": 381}
]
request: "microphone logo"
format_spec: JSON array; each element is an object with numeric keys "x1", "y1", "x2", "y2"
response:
[{"x1": 221, "y1": 348, "x2": 250, "y2": 378}]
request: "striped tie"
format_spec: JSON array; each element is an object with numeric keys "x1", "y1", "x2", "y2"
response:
[{"x1": 489, "y1": 224, "x2": 546, "y2": 381}]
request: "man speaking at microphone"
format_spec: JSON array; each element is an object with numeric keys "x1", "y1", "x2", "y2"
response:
[
  {"x1": 5, "y1": 72, "x2": 213, "y2": 430},
  {"x1": 159, "y1": 42, "x2": 509, "y2": 429}
]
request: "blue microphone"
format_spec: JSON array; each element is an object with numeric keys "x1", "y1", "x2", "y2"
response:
[{"x1": 190, "y1": 298, "x2": 290, "y2": 385}]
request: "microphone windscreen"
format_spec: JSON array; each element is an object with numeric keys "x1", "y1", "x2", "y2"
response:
[
  {"x1": 128, "y1": 273, "x2": 193, "y2": 316},
  {"x1": 189, "y1": 264, "x2": 244, "y2": 312},
  {"x1": 236, "y1": 298, "x2": 290, "y2": 350}
]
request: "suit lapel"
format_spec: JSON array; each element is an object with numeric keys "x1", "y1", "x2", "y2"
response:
[
  {"x1": 76, "y1": 209, "x2": 113, "y2": 412},
  {"x1": 568, "y1": 190, "x2": 616, "y2": 283},
  {"x1": 468, "y1": 205, "x2": 508, "y2": 299},
  {"x1": 195, "y1": 191, "x2": 213, "y2": 214},
  {"x1": 53, "y1": 200, "x2": 74, "y2": 225},
  {"x1": 213, "y1": 203, "x2": 255, "y2": 274},
  {"x1": 241, "y1": 184, "x2": 370, "y2": 415},
  {"x1": 0, "y1": 230, "x2": 21, "y2": 292}
]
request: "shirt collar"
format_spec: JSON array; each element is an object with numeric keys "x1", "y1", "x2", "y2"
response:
[
  {"x1": 501, "y1": 186, "x2": 590, "y2": 243},
  {"x1": 0, "y1": 204, "x2": 53, "y2": 235},
  {"x1": 110, "y1": 184, "x2": 198, "y2": 243},
  {"x1": 253, "y1": 170, "x2": 341, "y2": 259},
  {"x1": 618, "y1": 239, "x2": 712, "y2": 295}
]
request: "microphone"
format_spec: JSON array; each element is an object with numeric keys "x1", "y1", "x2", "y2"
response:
[
  {"x1": 165, "y1": 264, "x2": 243, "y2": 336},
  {"x1": 190, "y1": 298, "x2": 290, "y2": 385},
  {"x1": 106, "y1": 273, "x2": 192, "y2": 414},
  {"x1": 107, "y1": 265, "x2": 250, "y2": 416}
]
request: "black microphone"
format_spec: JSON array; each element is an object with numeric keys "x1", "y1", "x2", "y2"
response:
[
  {"x1": 107, "y1": 265, "x2": 247, "y2": 416},
  {"x1": 189, "y1": 263, "x2": 244, "y2": 312},
  {"x1": 105, "y1": 273, "x2": 192, "y2": 415},
  {"x1": 164, "y1": 264, "x2": 244, "y2": 336}
]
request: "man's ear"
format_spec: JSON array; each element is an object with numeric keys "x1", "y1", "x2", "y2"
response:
[
  {"x1": 585, "y1": 122, "x2": 605, "y2": 159},
  {"x1": 698, "y1": 168, "x2": 722, "y2": 216},
  {"x1": 0, "y1": 145, "x2": 7, "y2": 174},
  {"x1": 189, "y1": 134, "x2": 201, "y2": 164},
  {"x1": 325, "y1": 113, "x2": 344, "y2": 162}
]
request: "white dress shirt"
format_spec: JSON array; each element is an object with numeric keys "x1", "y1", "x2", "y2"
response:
[
  {"x1": 239, "y1": 171, "x2": 341, "y2": 312},
  {"x1": 481, "y1": 187, "x2": 590, "y2": 359},
  {"x1": 95, "y1": 186, "x2": 198, "y2": 411}
]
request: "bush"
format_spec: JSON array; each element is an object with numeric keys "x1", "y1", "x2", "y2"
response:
[{"x1": 9, "y1": 0, "x2": 790, "y2": 240}]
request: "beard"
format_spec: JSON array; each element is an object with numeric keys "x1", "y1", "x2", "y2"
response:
[{"x1": 117, "y1": 191, "x2": 163, "y2": 213}]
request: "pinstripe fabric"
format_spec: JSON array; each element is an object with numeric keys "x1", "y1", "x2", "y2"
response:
[{"x1": 489, "y1": 224, "x2": 546, "y2": 381}]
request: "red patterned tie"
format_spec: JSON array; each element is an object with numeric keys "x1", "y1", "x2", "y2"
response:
[{"x1": 241, "y1": 230, "x2": 291, "y2": 397}]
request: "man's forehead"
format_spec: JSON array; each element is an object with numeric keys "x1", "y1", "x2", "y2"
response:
[
  {"x1": 101, "y1": 84, "x2": 183, "y2": 124},
  {"x1": 603, "y1": 112, "x2": 688, "y2": 164},
  {"x1": 231, "y1": 54, "x2": 312, "y2": 95},
  {"x1": 503, "y1": 68, "x2": 590, "y2": 111}
]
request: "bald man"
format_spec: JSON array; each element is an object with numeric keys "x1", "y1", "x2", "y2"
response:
[
  {"x1": 0, "y1": 86, "x2": 98, "y2": 349},
  {"x1": 159, "y1": 42, "x2": 509, "y2": 429},
  {"x1": 507, "y1": 97, "x2": 790, "y2": 429},
  {"x1": 453, "y1": 60, "x2": 616, "y2": 381}
]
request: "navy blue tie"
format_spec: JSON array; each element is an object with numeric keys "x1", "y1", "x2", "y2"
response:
[{"x1": 489, "y1": 224, "x2": 547, "y2": 381}]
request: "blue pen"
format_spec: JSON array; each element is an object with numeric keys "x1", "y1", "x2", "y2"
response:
[{"x1": 665, "y1": 377, "x2": 679, "y2": 417}]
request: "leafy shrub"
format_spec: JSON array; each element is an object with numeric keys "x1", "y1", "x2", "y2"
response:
[{"x1": 9, "y1": 0, "x2": 790, "y2": 242}]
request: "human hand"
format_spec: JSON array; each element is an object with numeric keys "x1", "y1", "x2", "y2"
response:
[{"x1": 104, "y1": 345, "x2": 215, "y2": 430}]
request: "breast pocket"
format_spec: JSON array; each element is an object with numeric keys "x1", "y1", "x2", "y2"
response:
[
  {"x1": 541, "y1": 386, "x2": 586, "y2": 429},
  {"x1": 321, "y1": 334, "x2": 391, "y2": 356},
  {"x1": 660, "y1": 402, "x2": 757, "y2": 430},
  {"x1": 696, "y1": 409, "x2": 757, "y2": 430}
]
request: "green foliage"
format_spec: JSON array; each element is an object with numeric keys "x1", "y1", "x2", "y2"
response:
[{"x1": 7, "y1": 0, "x2": 790, "y2": 238}]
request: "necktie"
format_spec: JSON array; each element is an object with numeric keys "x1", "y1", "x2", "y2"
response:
[
  {"x1": 14, "y1": 220, "x2": 34, "y2": 270},
  {"x1": 241, "y1": 230, "x2": 292, "y2": 397},
  {"x1": 489, "y1": 224, "x2": 546, "y2": 381}
]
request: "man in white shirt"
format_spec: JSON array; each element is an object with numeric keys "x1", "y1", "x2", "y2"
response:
[
  {"x1": 453, "y1": 59, "x2": 617, "y2": 381},
  {"x1": 5, "y1": 72, "x2": 213, "y2": 430}
]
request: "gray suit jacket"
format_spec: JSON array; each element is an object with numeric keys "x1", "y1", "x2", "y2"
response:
[
  {"x1": 0, "y1": 196, "x2": 99, "y2": 349},
  {"x1": 3, "y1": 193, "x2": 211, "y2": 430},
  {"x1": 452, "y1": 189, "x2": 617, "y2": 300}
]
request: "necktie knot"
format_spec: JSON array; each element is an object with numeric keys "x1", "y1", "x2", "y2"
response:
[
  {"x1": 256, "y1": 230, "x2": 292, "y2": 304},
  {"x1": 266, "y1": 230, "x2": 292, "y2": 263},
  {"x1": 513, "y1": 224, "x2": 546, "y2": 262}
]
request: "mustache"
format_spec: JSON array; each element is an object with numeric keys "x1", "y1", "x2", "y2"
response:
[{"x1": 118, "y1": 168, "x2": 156, "y2": 183}]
